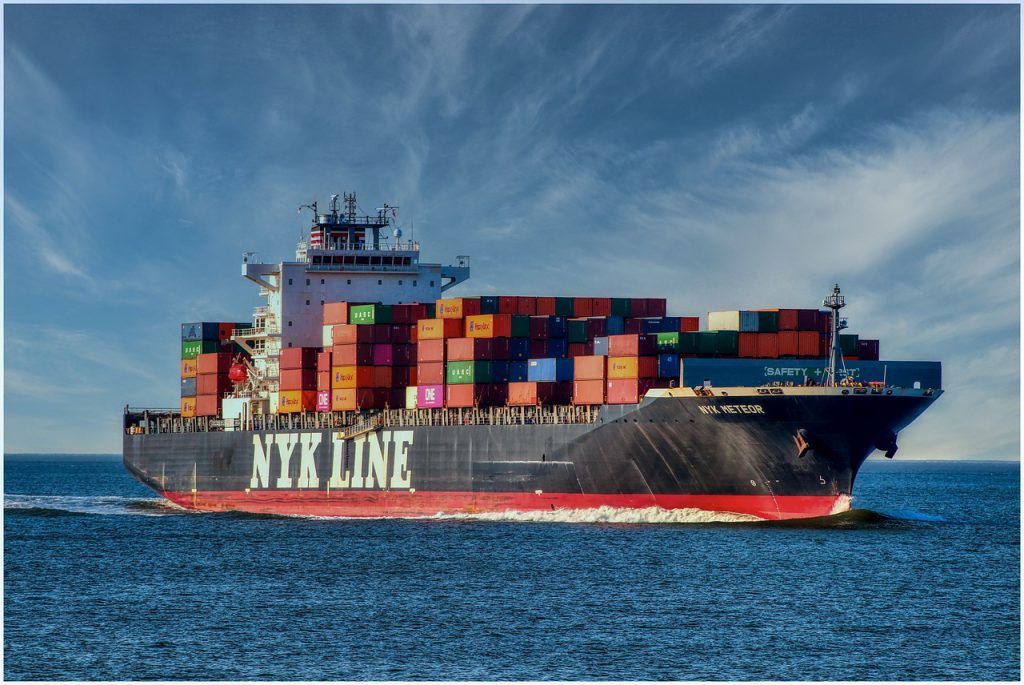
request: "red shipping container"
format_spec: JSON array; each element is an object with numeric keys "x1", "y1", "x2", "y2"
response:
[
  {"x1": 197, "y1": 352, "x2": 233, "y2": 375},
  {"x1": 373, "y1": 366, "x2": 393, "y2": 388},
  {"x1": 390, "y1": 304, "x2": 412, "y2": 324},
  {"x1": 408, "y1": 366, "x2": 418, "y2": 386},
  {"x1": 572, "y1": 298, "x2": 593, "y2": 317},
  {"x1": 591, "y1": 298, "x2": 612, "y2": 317},
  {"x1": 317, "y1": 370, "x2": 331, "y2": 391},
  {"x1": 606, "y1": 378, "x2": 654, "y2": 405},
  {"x1": 508, "y1": 381, "x2": 542, "y2": 406},
  {"x1": 498, "y1": 296, "x2": 517, "y2": 315},
  {"x1": 679, "y1": 317, "x2": 700, "y2": 332},
  {"x1": 217, "y1": 322, "x2": 236, "y2": 343},
  {"x1": 646, "y1": 299, "x2": 667, "y2": 318},
  {"x1": 323, "y1": 302, "x2": 349, "y2": 326},
  {"x1": 332, "y1": 344, "x2": 373, "y2": 366},
  {"x1": 372, "y1": 344, "x2": 394, "y2": 366},
  {"x1": 817, "y1": 311, "x2": 833, "y2": 333},
  {"x1": 755, "y1": 333, "x2": 780, "y2": 359},
  {"x1": 391, "y1": 367, "x2": 410, "y2": 387},
  {"x1": 778, "y1": 331, "x2": 799, "y2": 357},
  {"x1": 333, "y1": 324, "x2": 370, "y2": 345},
  {"x1": 418, "y1": 339, "x2": 445, "y2": 363},
  {"x1": 529, "y1": 339, "x2": 547, "y2": 358},
  {"x1": 628, "y1": 299, "x2": 648, "y2": 318},
  {"x1": 573, "y1": 379, "x2": 605, "y2": 405},
  {"x1": 280, "y1": 368, "x2": 317, "y2": 391},
  {"x1": 587, "y1": 318, "x2": 607, "y2": 338},
  {"x1": 195, "y1": 394, "x2": 221, "y2": 417},
  {"x1": 568, "y1": 342, "x2": 594, "y2": 358},
  {"x1": 535, "y1": 297, "x2": 556, "y2": 316},
  {"x1": 623, "y1": 318, "x2": 641, "y2": 334},
  {"x1": 798, "y1": 310, "x2": 819, "y2": 330},
  {"x1": 280, "y1": 347, "x2": 316, "y2": 370},
  {"x1": 317, "y1": 351, "x2": 332, "y2": 373},
  {"x1": 445, "y1": 383, "x2": 507, "y2": 408},
  {"x1": 778, "y1": 309, "x2": 799, "y2": 331},
  {"x1": 196, "y1": 373, "x2": 231, "y2": 395},
  {"x1": 738, "y1": 333, "x2": 757, "y2": 358},
  {"x1": 448, "y1": 337, "x2": 492, "y2": 361},
  {"x1": 608, "y1": 334, "x2": 655, "y2": 356},
  {"x1": 417, "y1": 362, "x2": 445, "y2": 386},
  {"x1": 798, "y1": 331, "x2": 823, "y2": 357},
  {"x1": 574, "y1": 355, "x2": 606, "y2": 381},
  {"x1": 489, "y1": 338, "x2": 510, "y2": 360},
  {"x1": 529, "y1": 317, "x2": 550, "y2": 339},
  {"x1": 515, "y1": 296, "x2": 537, "y2": 316}
]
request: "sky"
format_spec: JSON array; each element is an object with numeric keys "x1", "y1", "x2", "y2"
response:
[{"x1": 3, "y1": 4, "x2": 1020, "y2": 458}]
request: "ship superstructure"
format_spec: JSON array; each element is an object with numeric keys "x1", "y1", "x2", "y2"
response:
[{"x1": 228, "y1": 193, "x2": 470, "y2": 416}]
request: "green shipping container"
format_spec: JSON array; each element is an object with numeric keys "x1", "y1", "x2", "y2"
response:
[
  {"x1": 715, "y1": 330, "x2": 739, "y2": 355},
  {"x1": 426, "y1": 303, "x2": 437, "y2": 318},
  {"x1": 681, "y1": 332, "x2": 700, "y2": 354},
  {"x1": 756, "y1": 311, "x2": 778, "y2": 332},
  {"x1": 656, "y1": 332, "x2": 681, "y2": 352},
  {"x1": 840, "y1": 334, "x2": 859, "y2": 356},
  {"x1": 610, "y1": 298, "x2": 631, "y2": 317},
  {"x1": 697, "y1": 331, "x2": 719, "y2": 355},
  {"x1": 446, "y1": 361, "x2": 492, "y2": 385},
  {"x1": 182, "y1": 339, "x2": 220, "y2": 359},
  {"x1": 567, "y1": 319, "x2": 589, "y2": 343},
  {"x1": 349, "y1": 304, "x2": 392, "y2": 325},
  {"x1": 511, "y1": 315, "x2": 530, "y2": 338},
  {"x1": 554, "y1": 297, "x2": 575, "y2": 316}
]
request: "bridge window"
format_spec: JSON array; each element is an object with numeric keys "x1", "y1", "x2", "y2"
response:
[
  {"x1": 430, "y1": 281, "x2": 435, "y2": 287},
  {"x1": 305, "y1": 279, "x2": 310, "y2": 286},
  {"x1": 399, "y1": 280, "x2": 403, "y2": 286},
  {"x1": 414, "y1": 280, "x2": 417, "y2": 287},
  {"x1": 288, "y1": 278, "x2": 293, "y2": 285},
  {"x1": 305, "y1": 300, "x2": 310, "y2": 306},
  {"x1": 347, "y1": 279, "x2": 351, "y2": 285}
]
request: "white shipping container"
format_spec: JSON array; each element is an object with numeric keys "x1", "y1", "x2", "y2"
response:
[
  {"x1": 708, "y1": 310, "x2": 759, "y2": 332},
  {"x1": 405, "y1": 386, "x2": 418, "y2": 409},
  {"x1": 322, "y1": 324, "x2": 333, "y2": 347}
]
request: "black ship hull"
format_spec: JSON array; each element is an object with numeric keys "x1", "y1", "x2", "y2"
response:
[{"x1": 123, "y1": 388, "x2": 939, "y2": 520}]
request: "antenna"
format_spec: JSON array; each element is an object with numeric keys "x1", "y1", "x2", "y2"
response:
[{"x1": 822, "y1": 283, "x2": 849, "y2": 387}]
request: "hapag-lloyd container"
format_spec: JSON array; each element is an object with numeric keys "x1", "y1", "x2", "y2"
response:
[
  {"x1": 180, "y1": 396, "x2": 197, "y2": 418},
  {"x1": 180, "y1": 359, "x2": 198, "y2": 378},
  {"x1": 465, "y1": 314, "x2": 512, "y2": 339},
  {"x1": 332, "y1": 365, "x2": 374, "y2": 389},
  {"x1": 417, "y1": 318, "x2": 463, "y2": 340},
  {"x1": 607, "y1": 356, "x2": 657, "y2": 379},
  {"x1": 416, "y1": 384, "x2": 444, "y2": 409},
  {"x1": 436, "y1": 297, "x2": 480, "y2": 319}
]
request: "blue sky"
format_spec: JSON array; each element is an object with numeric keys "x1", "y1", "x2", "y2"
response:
[{"x1": 4, "y1": 5, "x2": 1019, "y2": 458}]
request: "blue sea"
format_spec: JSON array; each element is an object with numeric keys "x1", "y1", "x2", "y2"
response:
[{"x1": 3, "y1": 455, "x2": 1019, "y2": 681}]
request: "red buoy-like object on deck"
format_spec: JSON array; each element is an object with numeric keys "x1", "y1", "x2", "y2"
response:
[{"x1": 228, "y1": 362, "x2": 246, "y2": 383}]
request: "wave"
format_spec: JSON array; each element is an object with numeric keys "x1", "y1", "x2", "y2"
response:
[
  {"x1": 4, "y1": 494, "x2": 187, "y2": 517},
  {"x1": 754, "y1": 507, "x2": 945, "y2": 529},
  {"x1": 422, "y1": 505, "x2": 763, "y2": 525}
]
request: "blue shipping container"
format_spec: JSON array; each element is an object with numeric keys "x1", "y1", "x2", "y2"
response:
[
  {"x1": 509, "y1": 338, "x2": 530, "y2": 360},
  {"x1": 181, "y1": 322, "x2": 220, "y2": 341},
  {"x1": 180, "y1": 377, "x2": 197, "y2": 397},
  {"x1": 527, "y1": 358, "x2": 574, "y2": 382},
  {"x1": 606, "y1": 316, "x2": 625, "y2": 336},
  {"x1": 548, "y1": 316, "x2": 568, "y2": 339},
  {"x1": 679, "y1": 358, "x2": 942, "y2": 389},
  {"x1": 546, "y1": 338, "x2": 568, "y2": 359},
  {"x1": 490, "y1": 361, "x2": 510, "y2": 383},
  {"x1": 657, "y1": 353, "x2": 680, "y2": 379}
]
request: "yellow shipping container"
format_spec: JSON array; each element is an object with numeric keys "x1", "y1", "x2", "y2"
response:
[
  {"x1": 607, "y1": 356, "x2": 639, "y2": 379},
  {"x1": 181, "y1": 359, "x2": 198, "y2": 378},
  {"x1": 180, "y1": 397, "x2": 197, "y2": 418},
  {"x1": 278, "y1": 390, "x2": 316, "y2": 413},
  {"x1": 332, "y1": 388, "x2": 356, "y2": 411},
  {"x1": 436, "y1": 298, "x2": 465, "y2": 319},
  {"x1": 417, "y1": 318, "x2": 444, "y2": 340},
  {"x1": 332, "y1": 365, "x2": 373, "y2": 389}
]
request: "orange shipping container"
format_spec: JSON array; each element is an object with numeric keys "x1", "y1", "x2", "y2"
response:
[
  {"x1": 738, "y1": 332, "x2": 757, "y2": 358},
  {"x1": 323, "y1": 302, "x2": 350, "y2": 326},
  {"x1": 778, "y1": 331, "x2": 799, "y2": 357},
  {"x1": 535, "y1": 297, "x2": 556, "y2": 316},
  {"x1": 508, "y1": 381, "x2": 540, "y2": 406},
  {"x1": 197, "y1": 373, "x2": 232, "y2": 395},
  {"x1": 591, "y1": 298, "x2": 612, "y2": 317},
  {"x1": 447, "y1": 337, "x2": 492, "y2": 361},
  {"x1": 333, "y1": 324, "x2": 372, "y2": 345},
  {"x1": 408, "y1": 366, "x2": 417, "y2": 387},
  {"x1": 574, "y1": 355, "x2": 606, "y2": 381},
  {"x1": 331, "y1": 388, "x2": 356, "y2": 411},
  {"x1": 279, "y1": 368, "x2": 317, "y2": 391},
  {"x1": 606, "y1": 379, "x2": 654, "y2": 405},
  {"x1": 417, "y1": 338, "x2": 445, "y2": 363},
  {"x1": 180, "y1": 397, "x2": 197, "y2": 418},
  {"x1": 332, "y1": 365, "x2": 374, "y2": 389},
  {"x1": 573, "y1": 379, "x2": 605, "y2": 405},
  {"x1": 417, "y1": 362, "x2": 445, "y2": 386},
  {"x1": 317, "y1": 370, "x2": 331, "y2": 391},
  {"x1": 197, "y1": 351, "x2": 233, "y2": 375},
  {"x1": 756, "y1": 333, "x2": 779, "y2": 359},
  {"x1": 679, "y1": 317, "x2": 700, "y2": 332},
  {"x1": 798, "y1": 331, "x2": 822, "y2": 357},
  {"x1": 195, "y1": 394, "x2": 221, "y2": 417},
  {"x1": 181, "y1": 359, "x2": 198, "y2": 378},
  {"x1": 417, "y1": 318, "x2": 463, "y2": 340},
  {"x1": 465, "y1": 314, "x2": 512, "y2": 339},
  {"x1": 515, "y1": 297, "x2": 537, "y2": 315}
]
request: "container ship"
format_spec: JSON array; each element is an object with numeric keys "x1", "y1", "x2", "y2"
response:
[{"x1": 123, "y1": 193, "x2": 942, "y2": 520}]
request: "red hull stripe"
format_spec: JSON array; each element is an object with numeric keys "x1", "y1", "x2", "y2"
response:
[{"x1": 162, "y1": 490, "x2": 848, "y2": 521}]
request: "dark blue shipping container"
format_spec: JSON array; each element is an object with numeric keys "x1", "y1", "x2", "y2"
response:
[
  {"x1": 593, "y1": 337, "x2": 609, "y2": 357},
  {"x1": 480, "y1": 296, "x2": 500, "y2": 314},
  {"x1": 508, "y1": 361, "x2": 529, "y2": 382},
  {"x1": 509, "y1": 338, "x2": 530, "y2": 360},
  {"x1": 641, "y1": 317, "x2": 680, "y2": 334},
  {"x1": 181, "y1": 322, "x2": 220, "y2": 341},
  {"x1": 657, "y1": 353, "x2": 680, "y2": 379},
  {"x1": 546, "y1": 338, "x2": 568, "y2": 359},
  {"x1": 490, "y1": 361, "x2": 510, "y2": 383},
  {"x1": 606, "y1": 316, "x2": 625, "y2": 336},
  {"x1": 679, "y1": 358, "x2": 942, "y2": 389},
  {"x1": 180, "y1": 377, "x2": 197, "y2": 397},
  {"x1": 548, "y1": 316, "x2": 567, "y2": 339},
  {"x1": 527, "y1": 358, "x2": 574, "y2": 382}
]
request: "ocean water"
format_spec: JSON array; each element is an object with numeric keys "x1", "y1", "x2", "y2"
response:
[{"x1": 3, "y1": 455, "x2": 1019, "y2": 681}]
